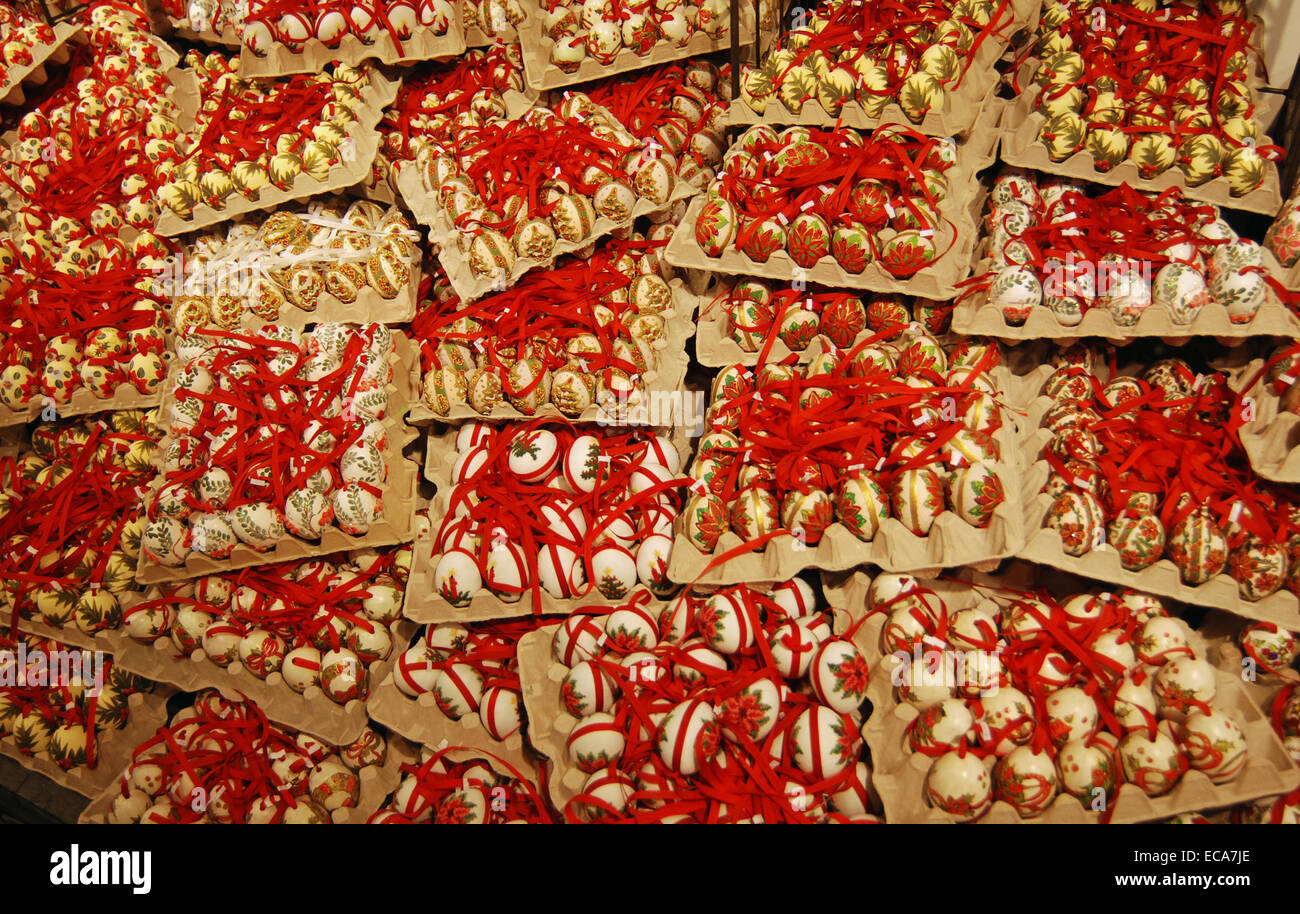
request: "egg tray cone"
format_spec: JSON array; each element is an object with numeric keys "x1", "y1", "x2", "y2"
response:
[
  {"x1": 663, "y1": 353, "x2": 1051, "y2": 587},
  {"x1": 133, "y1": 329, "x2": 421, "y2": 585},
  {"x1": 1221, "y1": 356, "x2": 1300, "y2": 484},
  {"x1": 722, "y1": 0, "x2": 1039, "y2": 138},
  {"x1": 824, "y1": 568, "x2": 1300, "y2": 824},
  {"x1": 1015, "y1": 387, "x2": 1300, "y2": 632},
  {"x1": 0, "y1": 688, "x2": 173, "y2": 801},
  {"x1": 101, "y1": 616, "x2": 418, "y2": 748}
]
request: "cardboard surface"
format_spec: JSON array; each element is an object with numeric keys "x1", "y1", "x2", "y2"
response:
[
  {"x1": 1220, "y1": 356, "x2": 1300, "y2": 484},
  {"x1": 155, "y1": 72, "x2": 400, "y2": 237},
  {"x1": 405, "y1": 279, "x2": 699, "y2": 426},
  {"x1": 824, "y1": 569, "x2": 1300, "y2": 823},
  {"x1": 662, "y1": 95, "x2": 1001, "y2": 301},
  {"x1": 134, "y1": 331, "x2": 421, "y2": 585},
  {"x1": 0, "y1": 377, "x2": 170, "y2": 430}
]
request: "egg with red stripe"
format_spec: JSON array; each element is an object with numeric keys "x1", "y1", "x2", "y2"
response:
[
  {"x1": 452, "y1": 445, "x2": 490, "y2": 483},
  {"x1": 552, "y1": 614, "x2": 605, "y2": 665},
  {"x1": 568, "y1": 711, "x2": 625, "y2": 772},
  {"x1": 537, "y1": 543, "x2": 584, "y2": 599},
  {"x1": 563, "y1": 435, "x2": 606, "y2": 493},
  {"x1": 656, "y1": 699, "x2": 720, "y2": 776},
  {"x1": 433, "y1": 548, "x2": 480, "y2": 606},
  {"x1": 432, "y1": 662, "x2": 484, "y2": 719},
  {"x1": 810, "y1": 639, "x2": 870, "y2": 712},
  {"x1": 506, "y1": 428, "x2": 559, "y2": 482},
  {"x1": 540, "y1": 495, "x2": 587, "y2": 545},
  {"x1": 769, "y1": 616, "x2": 831, "y2": 678},
  {"x1": 456, "y1": 422, "x2": 495, "y2": 453},
  {"x1": 604, "y1": 601, "x2": 659, "y2": 652},
  {"x1": 673, "y1": 639, "x2": 728, "y2": 685},
  {"x1": 479, "y1": 686, "x2": 522, "y2": 740},
  {"x1": 767, "y1": 578, "x2": 817, "y2": 619},
  {"x1": 628, "y1": 460, "x2": 673, "y2": 498},
  {"x1": 314, "y1": 9, "x2": 348, "y2": 45},
  {"x1": 635, "y1": 533, "x2": 674, "y2": 596},
  {"x1": 697, "y1": 589, "x2": 755, "y2": 654},
  {"x1": 275, "y1": 10, "x2": 312, "y2": 49},
  {"x1": 484, "y1": 538, "x2": 529, "y2": 601},
  {"x1": 386, "y1": 0, "x2": 418, "y2": 38},
  {"x1": 562, "y1": 659, "x2": 617, "y2": 717},
  {"x1": 634, "y1": 434, "x2": 682, "y2": 474},
  {"x1": 348, "y1": 4, "x2": 381, "y2": 42},
  {"x1": 573, "y1": 768, "x2": 636, "y2": 822},
  {"x1": 394, "y1": 645, "x2": 438, "y2": 697},
  {"x1": 425, "y1": 622, "x2": 471, "y2": 659},
  {"x1": 790, "y1": 705, "x2": 859, "y2": 779},
  {"x1": 590, "y1": 542, "x2": 638, "y2": 599}
]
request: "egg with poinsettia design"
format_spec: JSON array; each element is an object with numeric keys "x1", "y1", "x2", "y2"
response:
[
  {"x1": 657, "y1": 699, "x2": 719, "y2": 776},
  {"x1": 781, "y1": 488, "x2": 833, "y2": 545},
  {"x1": 878, "y1": 229, "x2": 935, "y2": 278},
  {"x1": 810, "y1": 639, "x2": 869, "y2": 712},
  {"x1": 785, "y1": 212, "x2": 831, "y2": 268},
  {"x1": 890, "y1": 467, "x2": 945, "y2": 536},
  {"x1": 684, "y1": 492, "x2": 729, "y2": 551},
  {"x1": 946, "y1": 462, "x2": 1003, "y2": 528},
  {"x1": 831, "y1": 222, "x2": 873, "y2": 274},
  {"x1": 790, "y1": 705, "x2": 858, "y2": 781},
  {"x1": 1106, "y1": 511, "x2": 1165, "y2": 571},
  {"x1": 694, "y1": 198, "x2": 736, "y2": 257},
  {"x1": 835, "y1": 472, "x2": 889, "y2": 541},
  {"x1": 715, "y1": 676, "x2": 781, "y2": 743}
]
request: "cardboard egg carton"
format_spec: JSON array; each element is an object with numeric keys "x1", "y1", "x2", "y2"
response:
[
  {"x1": 663, "y1": 94, "x2": 1001, "y2": 301},
  {"x1": 140, "y1": 0, "x2": 242, "y2": 47},
  {"x1": 0, "y1": 22, "x2": 82, "y2": 107},
  {"x1": 824, "y1": 568, "x2": 1300, "y2": 823},
  {"x1": 663, "y1": 351, "x2": 1050, "y2": 587},
  {"x1": 999, "y1": 58, "x2": 1284, "y2": 216},
  {"x1": 517, "y1": 3, "x2": 755, "y2": 92},
  {"x1": 133, "y1": 330, "x2": 421, "y2": 586},
  {"x1": 77, "y1": 691, "x2": 417, "y2": 823},
  {"x1": 0, "y1": 688, "x2": 172, "y2": 799},
  {"x1": 172, "y1": 213, "x2": 424, "y2": 331},
  {"x1": 516, "y1": 601, "x2": 866, "y2": 818},
  {"x1": 724, "y1": 0, "x2": 1038, "y2": 137},
  {"x1": 156, "y1": 71, "x2": 400, "y2": 237},
  {"x1": 1016, "y1": 386, "x2": 1300, "y2": 632},
  {"x1": 406, "y1": 280, "x2": 699, "y2": 426},
  {"x1": 951, "y1": 250, "x2": 1300, "y2": 341},
  {"x1": 102, "y1": 616, "x2": 418, "y2": 748},
  {"x1": 395, "y1": 134, "x2": 698, "y2": 304},
  {"x1": 237, "y1": 13, "x2": 466, "y2": 78},
  {"x1": 1220, "y1": 356, "x2": 1300, "y2": 483},
  {"x1": 13, "y1": 591, "x2": 150, "y2": 654},
  {"x1": 366, "y1": 654, "x2": 539, "y2": 782},
  {"x1": 404, "y1": 423, "x2": 694, "y2": 624},
  {"x1": 0, "y1": 376, "x2": 172, "y2": 430}
]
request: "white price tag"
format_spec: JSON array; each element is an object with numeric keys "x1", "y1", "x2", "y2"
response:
[{"x1": 800, "y1": 199, "x2": 816, "y2": 212}]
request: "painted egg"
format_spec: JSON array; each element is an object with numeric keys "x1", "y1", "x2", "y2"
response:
[
  {"x1": 785, "y1": 212, "x2": 831, "y2": 269},
  {"x1": 946, "y1": 462, "x2": 1004, "y2": 528},
  {"x1": 1056, "y1": 737, "x2": 1119, "y2": 803},
  {"x1": 433, "y1": 549, "x2": 481, "y2": 606},
  {"x1": 890, "y1": 468, "x2": 945, "y2": 536},
  {"x1": 1181, "y1": 710, "x2": 1247, "y2": 783},
  {"x1": 562, "y1": 660, "x2": 617, "y2": 717},
  {"x1": 1166, "y1": 506, "x2": 1227, "y2": 586},
  {"x1": 810, "y1": 639, "x2": 869, "y2": 712},
  {"x1": 878, "y1": 229, "x2": 935, "y2": 278},
  {"x1": 684, "y1": 492, "x2": 729, "y2": 551},
  {"x1": 1153, "y1": 262, "x2": 1212, "y2": 325},
  {"x1": 908, "y1": 699, "x2": 975, "y2": 754},
  {"x1": 729, "y1": 487, "x2": 780, "y2": 539},
  {"x1": 781, "y1": 488, "x2": 834, "y2": 545},
  {"x1": 1118, "y1": 730, "x2": 1186, "y2": 797},
  {"x1": 563, "y1": 435, "x2": 605, "y2": 493},
  {"x1": 695, "y1": 198, "x2": 737, "y2": 256},
  {"x1": 993, "y1": 746, "x2": 1059, "y2": 818},
  {"x1": 835, "y1": 472, "x2": 889, "y2": 542},
  {"x1": 536, "y1": 542, "x2": 583, "y2": 599},
  {"x1": 656, "y1": 699, "x2": 719, "y2": 776},
  {"x1": 432, "y1": 662, "x2": 484, "y2": 719},
  {"x1": 480, "y1": 686, "x2": 522, "y2": 740},
  {"x1": 590, "y1": 543, "x2": 637, "y2": 599},
  {"x1": 1045, "y1": 489, "x2": 1104, "y2": 557},
  {"x1": 989, "y1": 265, "x2": 1042, "y2": 325},
  {"x1": 334, "y1": 482, "x2": 383, "y2": 535},
  {"x1": 569, "y1": 711, "x2": 625, "y2": 772},
  {"x1": 1211, "y1": 268, "x2": 1266, "y2": 324},
  {"x1": 768, "y1": 616, "x2": 831, "y2": 678},
  {"x1": 925, "y1": 750, "x2": 991, "y2": 821},
  {"x1": 506, "y1": 428, "x2": 559, "y2": 482}
]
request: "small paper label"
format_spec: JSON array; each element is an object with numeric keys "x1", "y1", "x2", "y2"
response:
[
  {"x1": 874, "y1": 458, "x2": 886, "y2": 470},
  {"x1": 884, "y1": 202, "x2": 896, "y2": 218},
  {"x1": 776, "y1": 212, "x2": 789, "y2": 226},
  {"x1": 1280, "y1": 372, "x2": 1296, "y2": 387},
  {"x1": 920, "y1": 228, "x2": 934, "y2": 239},
  {"x1": 1229, "y1": 502, "x2": 1244, "y2": 523},
  {"x1": 800, "y1": 199, "x2": 816, "y2": 212},
  {"x1": 848, "y1": 463, "x2": 864, "y2": 472}
]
